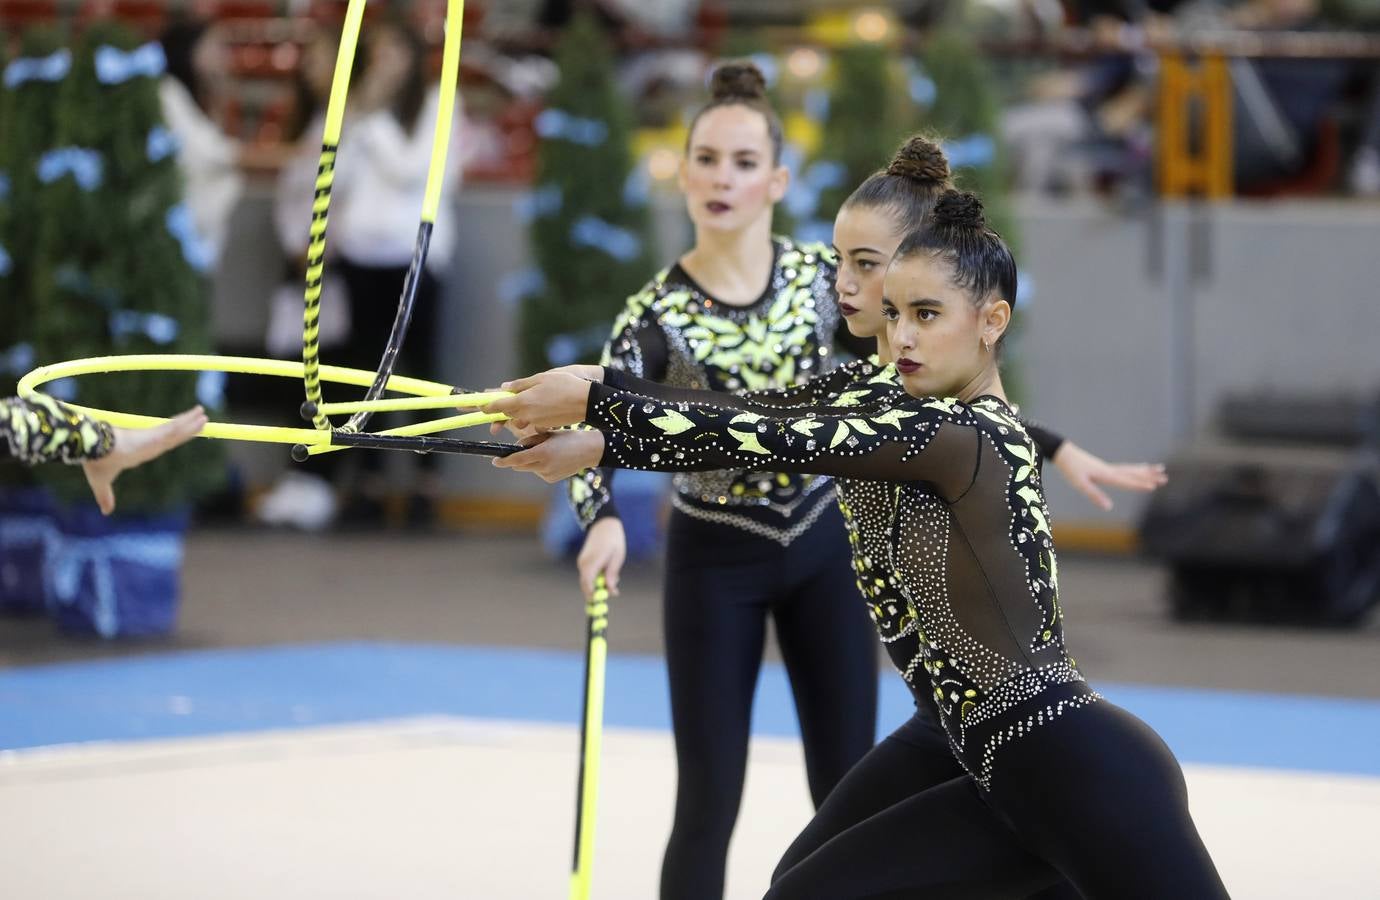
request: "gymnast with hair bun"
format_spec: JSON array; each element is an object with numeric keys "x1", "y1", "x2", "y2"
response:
[{"x1": 489, "y1": 190, "x2": 1226, "y2": 899}]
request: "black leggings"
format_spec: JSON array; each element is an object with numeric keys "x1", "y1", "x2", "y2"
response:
[
  {"x1": 772, "y1": 712, "x2": 1082, "y2": 900},
  {"x1": 766, "y1": 701, "x2": 1229, "y2": 900},
  {"x1": 660, "y1": 503, "x2": 878, "y2": 900}
]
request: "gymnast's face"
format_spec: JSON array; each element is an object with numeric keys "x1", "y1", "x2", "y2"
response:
[
  {"x1": 364, "y1": 24, "x2": 417, "y2": 103},
  {"x1": 193, "y1": 23, "x2": 231, "y2": 83},
  {"x1": 882, "y1": 254, "x2": 1008, "y2": 400},
  {"x1": 300, "y1": 29, "x2": 338, "y2": 101},
  {"x1": 680, "y1": 105, "x2": 787, "y2": 235},
  {"x1": 831, "y1": 204, "x2": 903, "y2": 347}
]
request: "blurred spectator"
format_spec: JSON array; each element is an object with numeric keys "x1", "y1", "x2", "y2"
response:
[
  {"x1": 159, "y1": 15, "x2": 280, "y2": 269},
  {"x1": 1006, "y1": 0, "x2": 1359, "y2": 195},
  {"x1": 1211, "y1": 0, "x2": 1352, "y2": 191},
  {"x1": 1002, "y1": 42, "x2": 1160, "y2": 192},
  {"x1": 1001, "y1": 0, "x2": 1187, "y2": 194}
]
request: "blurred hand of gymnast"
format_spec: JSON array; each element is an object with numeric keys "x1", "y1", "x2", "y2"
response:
[
  {"x1": 83, "y1": 406, "x2": 209, "y2": 515},
  {"x1": 1051, "y1": 441, "x2": 1167, "y2": 511},
  {"x1": 577, "y1": 517, "x2": 624, "y2": 599},
  {"x1": 482, "y1": 366, "x2": 601, "y2": 435}
]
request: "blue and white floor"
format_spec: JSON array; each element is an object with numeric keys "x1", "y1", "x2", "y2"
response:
[{"x1": 3, "y1": 641, "x2": 1379, "y2": 899}]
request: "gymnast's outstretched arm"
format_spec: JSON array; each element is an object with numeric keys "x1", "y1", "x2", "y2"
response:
[{"x1": 2, "y1": 396, "x2": 207, "y2": 514}]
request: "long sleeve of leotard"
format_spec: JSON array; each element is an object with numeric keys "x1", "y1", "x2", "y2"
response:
[
  {"x1": 605, "y1": 365, "x2": 1068, "y2": 466},
  {"x1": 1023, "y1": 421, "x2": 1065, "y2": 461},
  {"x1": 566, "y1": 285, "x2": 673, "y2": 529},
  {"x1": 2, "y1": 395, "x2": 114, "y2": 465},
  {"x1": 584, "y1": 380, "x2": 983, "y2": 499},
  {"x1": 603, "y1": 357, "x2": 880, "y2": 413}
]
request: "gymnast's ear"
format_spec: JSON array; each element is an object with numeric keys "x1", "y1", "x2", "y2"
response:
[{"x1": 768, "y1": 161, "x2": 789, "y2": 205}]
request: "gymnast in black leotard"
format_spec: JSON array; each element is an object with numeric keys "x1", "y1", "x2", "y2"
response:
[{"x1": 490, "y1": 191, "x2": 1228, "y2": 899}]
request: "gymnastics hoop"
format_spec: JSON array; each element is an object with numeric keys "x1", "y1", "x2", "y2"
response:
[
  {"x1": 569, "y1": 574, "x2": 610, "y2": 900},
  {"x1": 301, "y1": 0, "x2": 466, "y2": 436},
  {"x1": 16, "y1": 354, "x2": 520, "y2": 459},
  {"x1": 18, "y1": 3, "x2": 523, "y2": 462}
]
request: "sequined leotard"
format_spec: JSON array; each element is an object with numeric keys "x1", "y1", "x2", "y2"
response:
[
  {"x1": 583, "y1": 374, "x2": 1229, "y2": 899},
  {"x1": 614, "y1": 358, "x2": 1068, "y2": 727},
  {"x1": 570, "y1": 237, "x2": 870, "y2": 543},
  {"x1": 2, "y1": 395, "x2": 114, "y2": 465}
]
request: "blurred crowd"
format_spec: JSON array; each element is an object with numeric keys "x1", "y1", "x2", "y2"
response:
[
  {"x1": 1002, "y1": 0, "x2": 1380, "y2": 196},
  {"x1": 7, "y1": 0, "x2": 1372, "y2": 201}
]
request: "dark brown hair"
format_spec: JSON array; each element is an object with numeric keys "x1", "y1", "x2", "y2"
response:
[
  {"x1": 685, "y1": 61, "x2": 784, "y2": 163},
  {"x1": 842, "y1": 134, "x2": 953, "y2": 234},
  {"x1": 896, "y1": 189, "x2": 1018, "y2": 317}
]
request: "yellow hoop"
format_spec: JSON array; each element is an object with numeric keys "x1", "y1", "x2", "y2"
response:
[{"x1": 17, "y1": 354, "x2": 510, "y2": 451}]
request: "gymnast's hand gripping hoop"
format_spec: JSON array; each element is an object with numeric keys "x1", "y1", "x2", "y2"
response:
[
  {"x1": 570, "y1": 575, "x2": 610, "y2": 900},
  {"x1": 296, "y1": 0, "x2": 516, "y2": 458}
]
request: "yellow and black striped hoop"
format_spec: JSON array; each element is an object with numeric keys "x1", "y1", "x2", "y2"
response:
[{"x1": 301, "y1": 0, "x2": 466, "y2": 442}]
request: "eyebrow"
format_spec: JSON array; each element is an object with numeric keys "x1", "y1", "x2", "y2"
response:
[
  {"x1": 908, "y1": 297, "x2": 944, "y2": 309},
  {"x1": 691, "y1": 145, "x2": 761, "y2": 156},
  {"x1": 831, "y1": 244, "x2": 885, "y2": 257}
]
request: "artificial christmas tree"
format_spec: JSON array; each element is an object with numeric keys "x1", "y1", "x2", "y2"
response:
[
  {"x1": 916, "y1": 29, "x2": 1019, "y2": 256},
  {"x1": 26, "y1": 22, "x2": 222, "y2": 636},
  {"x1": 521, "y1": 13, "x2": 661, "y2": 556},
  {"x1": 0, "y1": 26, "x2": 72, "y2": 616},
  {"x1": 811, "y1": 43, "x2": 916, "y2": 225},
  {"x1": 519, "y1": 11, "x2": 653, "y2": 374}
]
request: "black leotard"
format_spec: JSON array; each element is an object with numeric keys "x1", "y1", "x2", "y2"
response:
[{"x1": 583, "y1": 374, "x2": 1228, "y2": 899}]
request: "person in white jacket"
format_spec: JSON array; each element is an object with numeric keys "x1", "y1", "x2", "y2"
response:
[{"x1": 158, "y1": 16, "x2": 275, "y2": 272}]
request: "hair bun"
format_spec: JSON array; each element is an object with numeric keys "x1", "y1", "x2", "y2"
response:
[
  {"x1": 932, "y1": 190, "x2": 986, "y2": 230},
  {"x1": 886, "y1": 136, "x2": 950, "y2": 185},
  {"x1": 709, "y1": 61, "x2": 768, "y2": 102}
]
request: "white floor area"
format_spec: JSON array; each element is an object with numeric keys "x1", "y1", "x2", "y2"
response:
[{"x1": 1, "y1": 718, "x2": 1378, "y2": 899}]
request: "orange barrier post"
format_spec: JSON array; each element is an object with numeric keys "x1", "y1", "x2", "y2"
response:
[{"x1": 1157, "y1": 52, "x2": 1233, "y2": 198}]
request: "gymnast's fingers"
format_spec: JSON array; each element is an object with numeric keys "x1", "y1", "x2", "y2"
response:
[
  {"x1": 1099, "y1": 463, "x2": 1167, "y2": 492},
  {"x1": 499, "y1": 373, "x2": 544, "y2": 393},
  {"x1": 1076, "y1": 477, "x2": 1115, "y2": 512},
  {"x1": 481, "y1": 392, "x2": 518, "y2": 417},
  {"x1": 88, "y1": 474, "x2": 116, "y2": 516},
  {"x1": 491, "y1": 434, "x2": 548, "y2": 470},
  {"x1": 149, "y1": 406, "x2": 209, "y2": 458},
  {"x1": 483, "y1": 395, "x2": 532, "y2": 432}
]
